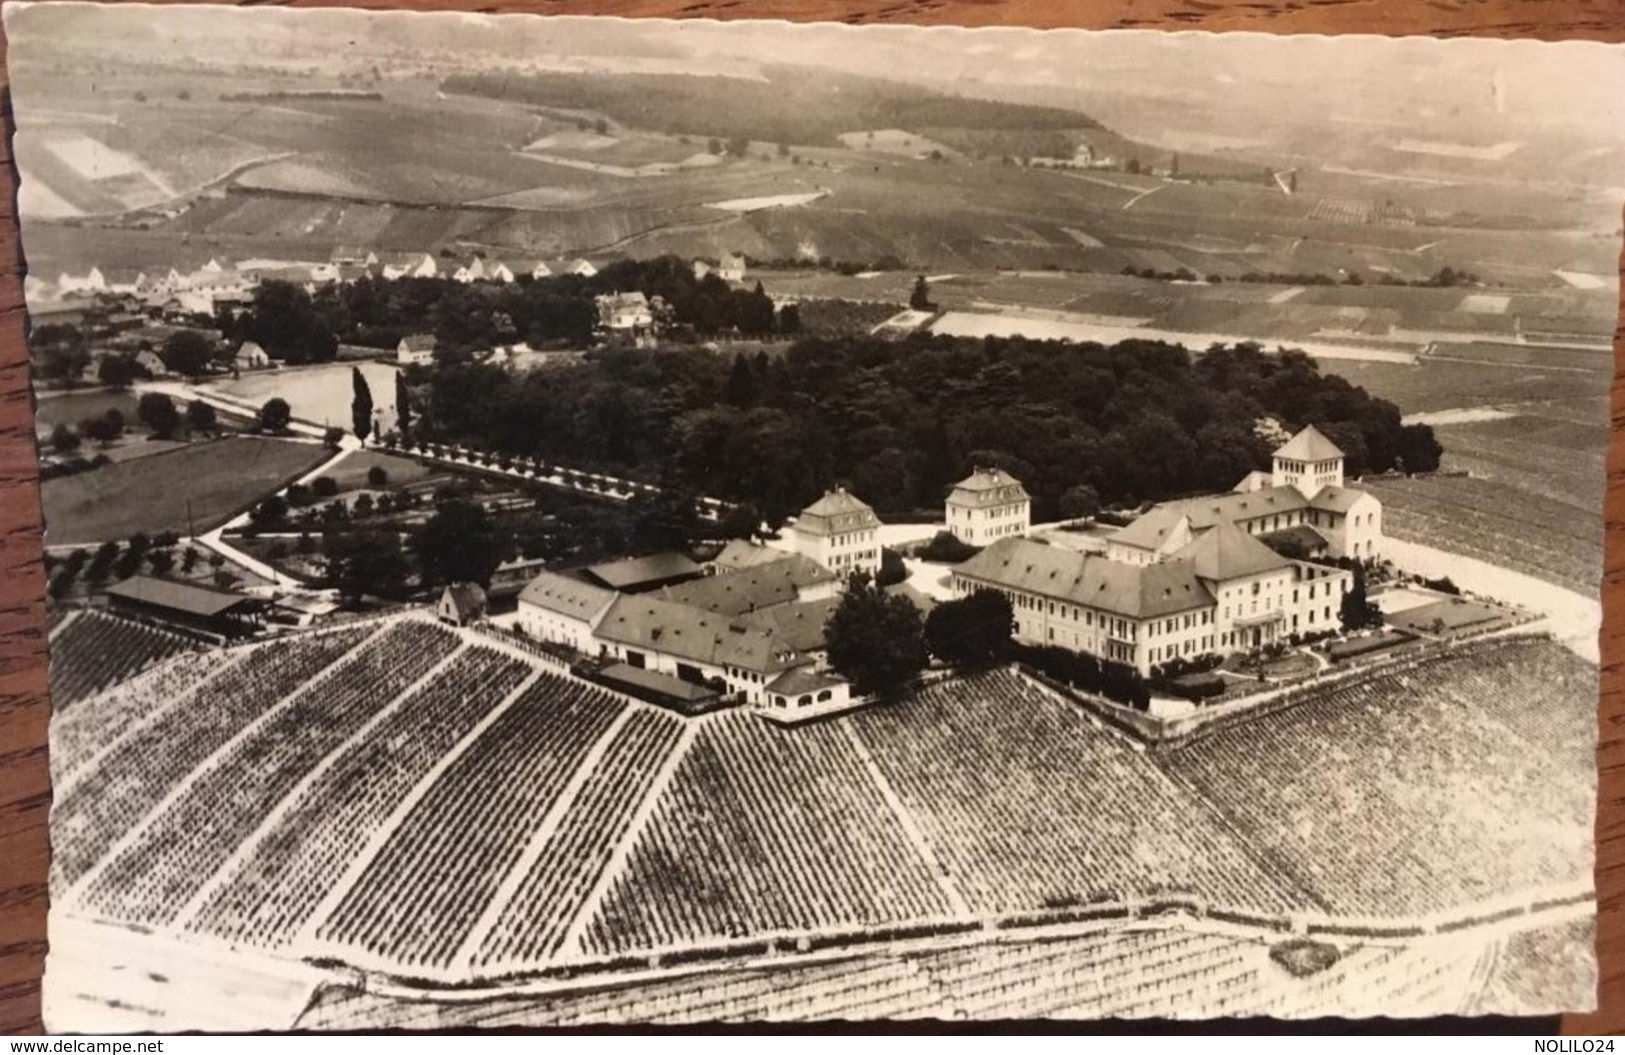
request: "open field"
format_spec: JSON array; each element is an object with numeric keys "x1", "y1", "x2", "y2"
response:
[
  {"x1": 41, "y1": 436, "x2": 329, "y2": 545},
  {"x1": 33, "y1": 390, "x2": 140, "y2": 433}
]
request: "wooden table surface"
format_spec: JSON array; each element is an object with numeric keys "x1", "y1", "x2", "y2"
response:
[{"x1": 1, "y1": 0, "x2": 1621, "y2": 1035}]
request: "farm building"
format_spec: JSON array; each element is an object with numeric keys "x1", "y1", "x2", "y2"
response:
[
  {"x1": 591, "y1": 592, "x2": 818, "y2": 706},
  {"x1": 581, "y1": 552, "x2": 704, "y2": 594},
  {"x1": 661, "y1": 552, "x2": 838, "y2": 616},
  {"x1": 436, "y1": 583, "x2": 488, "y2": 627},
  {"x1": 234, "y1": 341, "x2": 271, "y2": 370},
  {"x1": 780, "y1": 487, "x2": 883, "y2": 577},
  {"x1": 593, "y1": 661, "x2": 722, "y2": 714},
  {"x1": 718, "y1": 252, "x2": 747, "y2": 282},
  {"x1": 951, "y1": 522, "x2": 1352, "y2": 675},
  {"x1": 1109, "y1": 425, "x2": 1383, "y2": 564},
  {"x1": 486, "y1": 262, "x2": 517, "y2": 283},
  {"x1": 102, "y1": 575, "x2": 268, "y2": 639},
  {"x1": 516, "y1": 570, "x2": 616, "y2": 653},
  {"x1": 397, "y1": 334, "x2": 437, "y2": 365},
  {"x1": 565, "y1": 258, "x2": 598, "y2": 277},
  {"x1": 452, "y1": 258, "x2": 487, "y2": 284},
  {"x1": 946, "y1": 467, "x2": 1032, "y2": 545}
]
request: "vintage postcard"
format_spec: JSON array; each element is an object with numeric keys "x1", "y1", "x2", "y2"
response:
[{"x1": 8, "y1": 2, "x2": 1615, "y2": 1029}]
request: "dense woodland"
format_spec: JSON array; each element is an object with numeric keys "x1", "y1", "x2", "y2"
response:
[{"x1": 415, "y1": 336, "x2": 1442, "y2": 523}]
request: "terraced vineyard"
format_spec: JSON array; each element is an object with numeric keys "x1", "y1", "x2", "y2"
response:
[
  {"x1": 1161, "y1": 637, "x2": 1594, "y2": 918},
  {"x1": 845, "y1": 670, "x2": 1306, "y2": 917},
  {"x1": 47, "y1": 610, "x2": 196, "y2": 712}
]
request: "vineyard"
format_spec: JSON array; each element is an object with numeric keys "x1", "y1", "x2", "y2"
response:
[
  {"x1": 844, "y1": 670, "x2": 1306, "y2": 917},
  {"x1": 576, "y1": 712, "x2": 957, "y2": 959},
  {"x1": 1161, "y1": 638, "x2": 1594, "y2": 918},
  {"x1": 77, "y1": 620, "x2": 462, "y2": 926},
  {"x1": 52, "y1": 617, "x2": 1593, "y2": 1000},
  {"x1": 50, "y1": 622, "x2": 375, "y2": 892},
  {"x1": 314, "y1": 672, "x2": 649, "y2": 969},
  {"x1": 48, "y1": 610, "x2": 196, "y2": 712},
  {"x1": 188, "y1": 644, "x2": 532, "y2": 948}
]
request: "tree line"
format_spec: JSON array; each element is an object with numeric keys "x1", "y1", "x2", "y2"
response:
[
  {"x1": 228, "y1": 257, "x2": 800, "y2": 364},
  {"x1": 416, "y1": 334, "x2": 1442, "y2": 525}
]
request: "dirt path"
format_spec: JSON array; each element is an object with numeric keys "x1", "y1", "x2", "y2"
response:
[{"x1": 1381, "y1": 537, "x2": 1600, "y2": 663}]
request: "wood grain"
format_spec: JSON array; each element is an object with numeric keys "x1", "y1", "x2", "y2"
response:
[{"x1": 1, "y1": 0, "x2": 1621, "y2": 1036}]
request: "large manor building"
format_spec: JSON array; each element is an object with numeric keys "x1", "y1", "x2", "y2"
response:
[
  {"x1": 949, "y1": 425, "x2": 1381, "y2": 675},
  {"x1": 946, "y1": 468, "x2": 1032, "y2": 545}
]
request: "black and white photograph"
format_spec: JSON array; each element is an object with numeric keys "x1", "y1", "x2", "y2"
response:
[{"x1": 9, "y1": 3, "x2": 1618, "y2": 1029}]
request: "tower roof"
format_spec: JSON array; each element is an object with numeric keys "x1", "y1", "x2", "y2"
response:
[
  {"x1": 1274, "y1": 425, "x2": 1344, "y2": 462},
  {"x1": 1172, "y1": 521, "x2": 1292, "y2": 582}
]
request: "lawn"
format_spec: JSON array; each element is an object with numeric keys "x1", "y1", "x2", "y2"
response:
[
  {"x1": 33, "y1": 390, "x2": 139, "y2": 433},
  {"x1": 1386, "y1": 597, "x2": 1518, "y2": 637},
  {"x1": 41, "y1": 436, "x2": 329, "y2": 545},
  {"x1": 320, "y1": 449, "x2": 443, "y2": 492}
]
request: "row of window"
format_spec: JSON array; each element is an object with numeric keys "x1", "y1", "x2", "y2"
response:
[
  {"x1": 829, "y1": 549, "x2": 878, "y2": 568},
  {"x1": 830, "y1": 529, "x2": 877, "y2": 547}
]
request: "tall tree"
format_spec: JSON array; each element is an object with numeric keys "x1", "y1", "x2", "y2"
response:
[
  {"x1": 825, "y1": 572, "x2": 929, "y2": 699},
  {"x1": 394, "y1": 370, "x2": 413, "y2": 437},
  {"x1": 97, "y1": 355, "x2": 135, "y2": 391},
  {"x1": 414, "y1": 498, "x2": 502, "y2": 587},
  {"x1": 909, "y1": 275, "x2": 934, "y2": 311},
  {"x1": 186, "y1": 399, "x2": 218, "y2": 436},
  {"x1": 925, "y1": 589, "x2": 1014, "y2": 670},
  {"x1": 137, "y1": 392, "x2": 180, "y2": 440},
  {"x1": 161, "y1": 330, "x2": 214, "y2": 378},
  {"x1": 351, "y1": 367, "x2": 373, "y2": 445},
  {"x1": 724, "y1": 354, "x2": 756, "y2": 408}
]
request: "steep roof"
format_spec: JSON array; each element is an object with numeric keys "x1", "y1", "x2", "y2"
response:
[
  {"x1": 1109, "y1": 506, "x2": 1190, "y2": 552},
  {"x1": 661, "y1": 555, "x2": 836, "y2": 617},
  {"x1": 235, "y1": 341, "x2": 267, "y2": 359},
  {"x1": 584, "y1": 553, "x2": 704, "y2": 592},
  {"x1": 1307, "y1": 485, "x2": 1375, "y2": 514},
  {"x1": 713, "y1": 540, "x2": 796, "y2": 571},
  {"x1": 399, "y1": 334, "x2": 437, "y2": 352},
  {"x1": 740, "y1": 596, "x2": 842, "y2": 653},
  {"x1": 105, "y1": 575, "x2": 263, "y2": 618},
  {"x1": 948, "y1": 468, "x2": 1031, "y2": 508},
  {"x1": 954, "y1": 538, "x2": 1213, "y2": 620},
  {"x1": 794, "y1": 488, "x2": 880, "y2": 537},
  {"x1": 517, "y1": 570, "x2": 616, "y2": 622},
  {"x1": 595, "y1": 594, "x2": 807, "y2": 674},
  {"x1": 1274, "y1": 424, "x2": 1344, "y2": 463},
  {"x1": 1149, "y1": 487, "x2": 1312, "y2": 533},
  {"x1": 1172, "y1": 521, "x2": 1291, "y2": 582}
]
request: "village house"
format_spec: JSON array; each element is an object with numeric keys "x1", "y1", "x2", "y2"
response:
[
  {"x1": 57, "y1": 267, "x2": 106, "y2": 296},
  {"x1": 234, "y1": 341, "x2": 271, "y2": 370},
  {"x1": 379, "y1": 252, "x2": 438, "y2": 280},
  {"x1": 779, "y1": 487, "x2": 883, "y2": 577},
  {"x1": 595, "y1": 291, "x2": 655, "y2": 338},
  {"x1": 718, "y1": 252, "x2": 747, "y2": 282},
  {"x1": 564, "y1": 258, "x2": 598, "y2": 278},
  {"x1": 133, "y1": 349, "x2": 167, "y2": 378},
  {"x1": 397, "y1": 334, "x2": 436, "y2": 366},
  {"x1": 946, "y1": 467, "x2": 1032, "y2": 545},
  {"x1": 436, "y1": 583, "x2": 488, "y2": 627},
  {"x1": 1109, "y1": 425, "x2": 1382, "y2": 564},
  {"x1": 486, "y1": 261, "x2": 517, "y2": 284},
  {"x1": 330, "y1": 246, "x2": 377, "y2": 267},
  {"x1": 453, "y1": 258, "x2": 488, "y2": 284}
]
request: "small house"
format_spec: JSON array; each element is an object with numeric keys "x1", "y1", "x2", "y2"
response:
[
  {"x1": 133, "y1": 349, "x2": 168, "y2": 378},
  {"x1": 437, "y1": 582, "x2": 488, "y2": 627},
  {"x1": 234, "y1": 341, "x2": 271, "y2": 370},
  {"x1": 718, "y1": 252, "x2": 747, "y2": 282},
  {"x1": 397, "y1": 333, "x2": 437, "y2": 365}
]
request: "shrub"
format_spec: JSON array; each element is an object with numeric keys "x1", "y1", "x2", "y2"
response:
[
  {"x1": 312, "y1": 476, "x2": 339, "y2": 498},
  {"x1": 875, "y1": 547, "x2": 908, "y2": 588},
  {"x1": 1421, "y1": 575, "x2": 1461, "y2": 596},
  {"x1": 918, "y1": 531, "x2": 980, "y2": 564},
  {"x1": 366, "y1": 465, "x2": 389, "y2": 487}
]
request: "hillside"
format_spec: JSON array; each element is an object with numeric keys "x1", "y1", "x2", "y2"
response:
[
  {"x1": 52, "y1": 614, "x2": 1593, "y2": 995},
  {"x1": 439, "y1": 65, "x2": 1107, "y2": 150}
]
